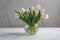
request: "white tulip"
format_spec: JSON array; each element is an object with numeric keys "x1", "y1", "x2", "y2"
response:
[
  {"x1": 15, "y1": 13, "x2": 20, "y2": 18},
  {"x1": 26, "y1": 9, "x2": 30, "y2": 12},
  {"x1": 45, "y1": 14, "x2": 49, "y2": 19},
  {"x1": 31, "y1": 6, "x2": 34, "y2": 10},
  {"x1": 36, "y1": 5, "x2": 41, "y2": 10},
  {"x1": 26, "y1": 9, "x2": 30, "y2": 13},
  {"x1": 41, "y1": 8, "x2": 45, "y2": 17},
  {"x1": 41, "y1": 8, "x2": 45, "y2": 13},
  {"x1": 18, "y1": 10, "x2": 21, "y2": 13},
  {"x1": 21, "y1": 8, "x2": 25, "y2": 13},
  {"x1": 35, "y1": 10, "x2": 39, "y2": 14}
]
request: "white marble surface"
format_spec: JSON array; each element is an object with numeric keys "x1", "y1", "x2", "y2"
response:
[{"x1": 0, "y1": 28, "x2": 60, "y2": 40}]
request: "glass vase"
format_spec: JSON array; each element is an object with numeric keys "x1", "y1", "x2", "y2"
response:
[{"x1": 24, "y1": 24, "x2": 39, "y2": 35}]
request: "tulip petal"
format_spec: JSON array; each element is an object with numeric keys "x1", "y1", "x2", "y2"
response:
[
  {"x1": 45, "y1": 14, "x2": 49, "y2": 19},
  {"x1": 21, "y1": 8, "x2": 25, "y2": 13},
  {"x1": 36, "y1": 5, "x2": 41, "y2": 10}
]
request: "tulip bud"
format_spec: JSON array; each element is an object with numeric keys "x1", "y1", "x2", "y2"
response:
[
  {"x1": 41, "y1": 9, "x2": 45, "y2": 18},
  {"x1": 15, "y1": 13, "x2": 20, "y2": 18},
  {"x1": 26, "y1": 9, "x2": 30, "y2": 13},
  {"x1": 36, "y1": 5, "x2": 41, "y2": 10},
  {"x1": 21, "y1": 8, "x2": 25, "y2": 13},
  {"x1": 35, "y1": 10, "x2": 39, "y2": 14},
  {"x1": 31, "y1": 6, "x2": 34, "y2": 10},
  {"x1": 45, "y1": 14, "x2": 49, "y2": 19},
  {"x1": 18, "y1": 10, "x2": 21, "y2": 13},
  {"x1": 41, "y1": 8, "x2": 45, "y2": 14}
]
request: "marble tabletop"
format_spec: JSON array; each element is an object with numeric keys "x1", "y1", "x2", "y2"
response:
[{"x1": 0, "y1": 28, "x2": 60, "y2": 40}]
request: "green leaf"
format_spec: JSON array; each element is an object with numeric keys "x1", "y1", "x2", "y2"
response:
[
  {"x1": 34, "y1": 10, "x2": 41, "y2": 24},
  {"x1": 31, "y1": 10, "x2": 35, "y2": 25},
  {"x1": 29, "y1": 9, "x2": 32, "y2": 23},
  {"x1": 23, "y1": 12, "x2": 32, "y2": 26}
]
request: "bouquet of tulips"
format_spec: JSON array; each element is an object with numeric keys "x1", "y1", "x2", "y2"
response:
[
  {"x1": 15, "y1": 5, "x2": 49, "y2": 26},
  {"x1": 15, "y1": 5, "x2": 49, "y2": 34}
]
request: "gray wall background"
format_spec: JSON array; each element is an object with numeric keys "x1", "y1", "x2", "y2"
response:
[{"x1": 0, "y1": 0, "x2": 60, "y2": 27}]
